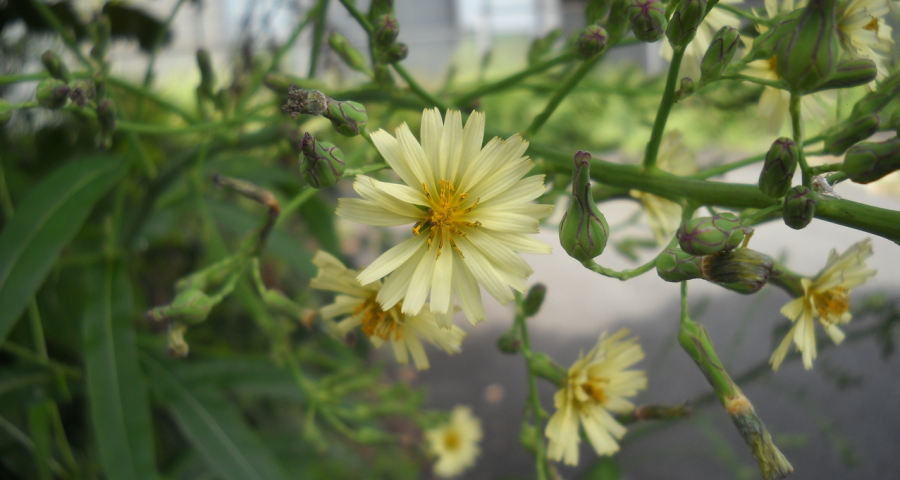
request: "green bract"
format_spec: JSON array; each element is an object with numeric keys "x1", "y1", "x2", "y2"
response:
[
  {"x1": 656, "y1": 247, "x2": 704, "y2": 282},
  {"x1": 559, "y1": 151, "x2": 610, "y2": 263},
  {"x1": 586, "y1": 0, "x2": 611, "y2": 23},
  {"x1": 576, "y1": 25, "x2": 609, "y2": 58},
  {"x1": 373, "y1": 13, "x2": 400, "y2": 45},
  {"x1": 299, "y1": 132, "x2": 346, "y2": 188},
  {"x1": 677, "y1": 213, "x2": 745, "y2": 256},
  {"x1": 700, "y1": 26, "x2": 740, "y2": 84},
  {"x1": 379, "y1": 42, "x2": 409, "y2": 63},
  {"x1": 606, "y1": 0, "x2": 633, "y2": 41},
  {"x1": 758, "y1": 137, "x2": 798, "y2": 198},
  {"x1": 823, "y1": 114, "x2": 879, "y2": 155},
  {"x1": 783, "y1": 185, "x2": 818, "y2": 229},
  {"x1": 850, "y1": 70, "x2": 900, "y2": 118},
  {"x1": 743, "y1": 9, "x2": 803, "y2": 63},
  {"x1": 666, "y1": 0, "x2": 707, "y2": 48},
  {"x1": 842, "y1": 138, "x2": 900, "y2": 184},
  {"x1": 776, "y1": 0, "x2": 839, "y2": 93},
  {"x1": 36, "y1": 78, "x2": 70, "y2": 109},
  {"x1": 701, "y1": 248, "x2": 774, "y2": 294},
  {"x1": 812, "y1": 59, "x2": 877, "y2": 92},
  {"x1": 627, "y1": 0, "x2": 667, "y2": 43},
  {"x1": 323, "y1": 98, "x2": 368, "y2": 137}
]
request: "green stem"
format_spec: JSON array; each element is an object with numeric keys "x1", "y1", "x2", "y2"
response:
[
  {"x1": 582, "y1": 255, "x2": 660, "y2": 280},
  {"x1": 0, "y1": 343, "x2": 81, "y2": 378},
  {"x1": 392, "y1": 63, "x2": 448, "y2": 110},
  {"x1": 104, "y1": 75, "x2": 198, "y2": 123},
  {"x1": 643, "y1": 49, "x2": 685, "y2": 169},
  {"x1": 715, "y1": 3, "x2": 774, "y2": 25},
  {"x1": 452, "y1": 52, "x2": 579, "y2": 107},
  {"x1": 810, "y1": 162, "x2": 843, "y2": 175},
  {"x1": 524, "y1": 55, "x2": 602, "y2": 138},
  {"x1": 27, "y1": 0, "x2": 92, "y2": 69},
  {"x1": 720, "y1": 73, "x2": 789, "y2": 90},
  {"x1": 345, "y1": 162, "x2": 389, "y2": 177},
  {"x1": 143, "y1": 0, "x2": 188, "y2": 88},
  {"x1": 514, "y1": 297, "x2": 548, "y2": 480},
  {"x1": 790, "y1": 92, "x2": 811, "y2": 186},
  {"x1": 308, "y1": 0, "x2": 331, "y2": 78},
  {"x1": 117, "y1": 116, "x2": 269, "y2": 135},
  {"x1": 826, "y1": 171, "x2": 848, "y2": 185},
  {"x1": 338, "y1": 0, "x2": 373, "y2": 33},
  {"x1": 276, "y1": 188, "x2": 318, "y2": 227},
  {"x1": 0, "y1": 72, "x2": 48, "y2": 86},
  {"x1": 743, "y1": 204, "x2": 783, "y2": 226}
]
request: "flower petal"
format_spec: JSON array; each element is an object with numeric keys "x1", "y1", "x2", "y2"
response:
[
  {"x1": 336, "y1": 198, "x2": 418, "y2": 226},
  {"x1": 455, "y1": 111, "x2": 485, "y2": 185},
  {"x1": 358, "y1": 235, "x2": 428, "y2": 285},
  {"x1": 420, "y1": 108, "x2": 443, "y2": 178},
  {"x1": 370, "y1": 129, "x2": 419, "y2": 189},
  {"x1": 378, "y1": 246, "x2": 426, "y2": 309},
  {"x1": 469, "y1": 209, "x2": 540, "y2": 233},
  {"x1": 452, "y1": 254, "x2": 486, "y2": 324},
  {"x1": 354, "y1": 175, "x2": 426, "y2": 217},
  {"x1": 489, "y1": 232, "x2": 552, "y2": 254},
  {"x1": 440, "y1": 110, "x2": 463, "y2": 182},
  {"x1": 397, "y1": 122, "x2": 436, "y2": 193},
  {"x1": 402, "y1": 242, "x2": 439, "y2": 315},
  {"x1": 455, "y1": 238, "x2": 514, "y2": 305},
  {"x1": 368, "y1": 176, "x2": 429, "y2": 206},
  {"x1": 430, "y1": 230, "x2": 455, "y2": 314}
]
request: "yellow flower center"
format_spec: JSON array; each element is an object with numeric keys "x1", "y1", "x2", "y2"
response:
[
  {"x1": 356, "y1": 296, "x2": 402, "y2": 341},
  {"x1": 443, "y1": 429, "x2": 461, "y2": 451},
  {"x1": 412, "y1": 180, "x2": 481, "y2": 259},
  {"x1": 580, "y1": 376, "x2": 609, "y2": 405},
  {"x1": 864, "y1": 17, "x2": 879, "y2": 33},
  {"x1": 812, "y1": 287, "x2": 849, "y2": 323}
]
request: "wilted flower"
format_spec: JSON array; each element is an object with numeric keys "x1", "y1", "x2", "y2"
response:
[
  {"x1": 310, "y1": 251, "x2": 466, "y2": 370},
  {"x1": 337, "y1": 109, "x2": 552, "y2": 325},
  {"x1": 426, "y1": 405, "x2": 483, "y2": 477},
  {"x1": 770, "y1": 239, "x2": 875, "y2": 370},
  {"x1": 545, "y1": 329, "x2": 647, "y2": 465}
]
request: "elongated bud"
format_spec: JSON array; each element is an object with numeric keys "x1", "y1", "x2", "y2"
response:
[
  {"x1": 0, "y1": 100, "x2": 11, "y2": 127},
  {"x1": 586, "y1": 0, "x2": 611, "y2": 23},
  {"x1": 323, "y1": 98, "x2": 368, "y2": 137},
  {"x1": 196, "y1": 49, "x2": 216, "y2": 99},
  {"x1": 378, "y1": 42, "x2": 408, "y2": 64},
  {"x1": 373, "y1": 13, "x2": 400, "y2": 45},
  {"x1": 576, "y1": 25, "x2": 609, "y2": 58},
  {"x1": 850, "y1": 71, "x2": 900, "y2": 118},
  {"x1": 282, "y1": 86, "x2": 328, "y2": 117},
  {"x1": 677, "y1": 213, "x2": 745, "y2": 256},
  {"x1": 145, "y1": 289, "x2": 217, "y2": 324},
  {"x1": 559, "y1": 151, "x2": 610, "y2": 263},
  {"x1": 521, "y1": 283, "x2": 547, "y2": 317},
  {"x1": 656, "y1": 247, "x2": 704, "y2": 282},
  {"x1": 775, "y1": 0, "x2": 839, "y2": 92},
  {"x1": 36, "y1": 78, "x2": 70, "y2": 109},
  {"x1": 666, "y1": 0, "x2": 707, "y2": 48},
  {"x1": 811, "y1": 58, "x2": 877, "y2": 92},
  {"x1": 605, "y1": 0, "x2": 632, "y2": 41},
  {"x1": 527, "y1": 352, "x2": 566, "y2": 386},
  {"x1": 823, "y1": 114, "x2": 879, "y2": 155},
  {"x1": 299, "y1": 132, "x2": 346, "y2": 188},
  {"x1": 758, "y1": 137, "x2": 798, "y2": 198},
  {"x1": 782, "y1": 185, "x2": 818, "y2": 229},
  {"x1": 700, "y1": 26, "x2": 740, "y2": 84},
  {"x1": 675, "y1": 77, "x2": 694, "y2": 101},
  {"x1": 627, "y1": 0, "x2": 667, "y2": 43},
  {"x1": 702, "y1": 248, "x2": 774, "y2": 294},
  {"x1": 329, "y1": 33, "x2": 371, "y2": 74},
  {"x1": 842, "y1": 138, "x2": 900, "y2": 184},
  {"x1": 496, "y1": 330, "x2": 522, "y2": 354},
  {"x1": 90, "y1": 15, "x2": 111, "y2": 62},
  {"x1": 41, "y1": 50, "x2": 70, "y2": 82}
]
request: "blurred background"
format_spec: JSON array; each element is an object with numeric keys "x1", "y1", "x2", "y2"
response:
[{"x1": 3, "y1": 0, "x2": 900, "y2": 479}]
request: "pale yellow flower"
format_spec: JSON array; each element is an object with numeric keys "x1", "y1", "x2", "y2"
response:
[
  {"x1": 545, "y1": 329, "x2": 647, "y2": 466},
  {"x1": 770, "y1": 239, "x2": 875, "y2": 371},
  {"x1": 426, "y1": 405, "x2": 483, "y2": 477},
  {"x1": 310, "y1": 251, "x2": 466, "y2": 370},
  {"x1": 661, "y1": 0, "x2": 743, "y2": 75},
  {"x1": 837, "y1": 0, "x2": 894, "y2": 81},
  {"x1": 336, "y1": 108, "x2": 552, "y2": 326},
  {"x1": 630, "y1": 131, "x2": 696, "y2": 244}
]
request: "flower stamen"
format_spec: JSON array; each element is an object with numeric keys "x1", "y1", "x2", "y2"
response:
[{"x1": 356, "y1": 296, "x2": 402, "y2": 340}]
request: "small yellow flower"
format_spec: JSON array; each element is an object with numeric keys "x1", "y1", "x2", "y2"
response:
[
  {"x1": 545, "y1": 329, "x2": 647, "y2": 466},
  {"x1": 426, "y1": 405, "x2": 483, "y2": 477},
  {"x1": 310, "y1": 251, "x2": 466, "y2": 370},
  {"x1": 837, "y1": 0, "x2": 894, "y2": 81},
  {"x1": 630, "y1": 131, "x2": 696, "y2": 244},
  {"x1": 770, "y1": 239, "x2": 875, "y2": 371},
  {"x1": 336, "y1": 108, "x2": 552, "y2": 326}
]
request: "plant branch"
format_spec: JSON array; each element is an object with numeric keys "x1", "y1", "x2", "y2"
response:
[
  {"x1": 392, "y1": 64, "x2": 448, "y2": 110},
  {"x1": 524, "y1": 55, "x2": 603, "y2": 138},
  {"x1": 515, "y1": 296, "x2": 549, "y2": 480},
  {"x1": 643, "y1": 49, "x2": 685, "y2": 169},
  {"x1": 790, "y1": 92, "x2": 811, "y2": 186},
  {"x1": 452, "y1": 52, "x2": 579, "y2": 107}
]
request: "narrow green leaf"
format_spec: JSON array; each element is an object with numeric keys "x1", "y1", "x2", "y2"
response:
[
  {"x1": 0, "y1": 156, "x2": 125, "y2": 344},
  {"x1": 83, "y1": 263, "x2": 157, "y2": 480},
  {"x1": 27, "y1": 401, "x2": 53, "y2": 480},
  {"x1": 143, "y1": 354, "x2": 289, "y2": 480}
]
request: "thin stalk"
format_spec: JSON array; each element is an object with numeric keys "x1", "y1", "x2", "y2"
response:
[
  {"x1": 276, "y1": 188, "x2": 318, "y2": 227},
  {"x1": 117, "y1": 116, "x2": 270, "y2": 135},
  {"x1": 452, "y1": 52, "x2": 579, "y2": 107},
  {"x1": 524, "y1": 55, "x2": 602, "y2": 138},
  {"x1": 308, "y1": 0, "x2": 331, "y2": 78},
  {"x1": 643, "y1": 49, "x2": 685, "y2": 169},
  {"x1": 27, "y1": 0, "x2": 92, "y2": 69},
  {"x1": 143, "y1": 0, "x2": 188, "y2": 88},
  {"x1": 104, "y1": 75, "x2": 198, "y2": 123},
  {"x1": 338, "y1": 0, "x2": 373, "y2": 33},
  {"x1": 0, "y1": 343, "x2": 81, "y2": 378},
  {"x1": 0, "y1": 72, "x2": 48, "y2": 86},
  {"x1": 810, "y1": 162, "x2": 843, "y2": 175},
  {"x1": 515, "y1": 298, "x2": 549, "y2": 480},
  {"x1": 743, "y1": 203, "x2": 783, "y2": 226},
  {"x1": 392, "y1": 64, "x2": 448, "y2": 110},
  {"x1": 790, "y1": 92, "x2": 811, "y2": 186}
]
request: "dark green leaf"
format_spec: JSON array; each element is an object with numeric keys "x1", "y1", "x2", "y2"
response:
[
  {"x1": 0, "y1": 156, "x2": 125, "y2": 344},
  {"x1": 143, "y1": 354, "x2": 289, "y2": 480},
  {"x1": 83, "y1": 263, "x2": 157, "y2": 480},
  {"x1": 298, "y1": 193, "x2": 340, "y2": 257},
  {"x1": 27, "y1": 401, "x2": 53, "y2": 480}
]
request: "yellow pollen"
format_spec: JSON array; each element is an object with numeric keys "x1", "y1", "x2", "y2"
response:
[
  {"x1": 768, "y1": 55, "x2": 780, "y2": 78},
  {"x1": 864, "y1": 17, "x2": 879, "y2": 33},
  {"x1": 443, "y1": 430, "x2": 461, "y2": 451},
  {"x1": 355, "y1": 296, "x2": 402, "y2": 341},
  {"x1": 812, "y1": 287, "x2": 850, "y2": 322},
  {"x1": 411, "y1": 180, "x2": 480, "y2": 259},
  {"x1": 581, "y1": 377, "x2": 609, "y2": 405}
]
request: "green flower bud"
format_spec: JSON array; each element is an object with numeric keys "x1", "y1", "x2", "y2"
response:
[
  {"x1": 576, "y1": 25, "x2": 609, "y2": 59},
  {"x1": 0, "y1": 100, "x2": 12, "y2": 127},
  {"x1": 196, "y1": 49, "x2": 216, "y2": 99},
  {"x1": 587, "y1": 0, "x2": 611, "y2": 23},
  {"x1": 606, "y1": 0, "x2": 632, "y2": 42},
  {"x1": 677, "y1": 213, "x2": 745, "y2": 256},
  {"x1": 496, "y1": 330, "x2": 522, "y2": 354},
  {"x1": 373, "y1": 13, "x2": 400, "y2": 45},
  {"x1": 656, "y1": 247, "x2": 704, "y2": 282},
  {"x1": 775, "y1": 0, "x2": 839, "y2": 93},
  {"x1": 282, "y1": 86, "x2": 328, "y2": 118},
  {"x1": 675, "y1": 77, "x2": 695, "y2": 102},
  {"x1": 299, "y1": 132, "x2": 346, "y2": 188},
  {"x1": 666, "y1": 0, "x2": 707, "y2": 48},
  {"x1": 329, "y1": 33, "x2": 371, "y2": 74},
  {"x1": 522, "y1": 283, "x2": 547, "y2": 317},
  {"x1": 758, "y1": 137, "x2": 798, "y2": 198},
  {"x1": 527, "y1": 352, "x2": 566, "y2": 386},
  {"x1": 700, "y1": 26, "x2": 740, "y2": 84},
  {"x1": 743, "y1": 9, "x2": 804, "y2": 64},
  {"x1": 850, "y1": 70, "x2": 900, "y2": 118},
  {"x1": 823, "y1": 114, "x2": 879, "y2": 155},
  {"x1": 145, "y1": 289, "x2": 216, "y2": 324},
  {"x1": 36, "y1": 78, "x2": 70, "y2": 109},
  {"x1": 559, "y1": 151, "x2": 610, "y2": 263},
  {"x1": 701, "y1": 248, "x2": 774, "y2": 294},
  {"x1": 369, "y1": 0, "x2": 394, "y2": 18},
  {"x1": 323, "y1": 98, "x2": 368, "y2": 137},
  {"x1": 782, "y1": 185, "x2": 818, "y2": 229},
  {"x1": 627, "y1": 0, "x2": 667, "y2": 43},
  {"x1": 378, "y1": 42, "x2": 408, "y2": 64},
  {"x1": 811, "y1": 58, "x2": 877, "y2": 92},
  {"x1": 41, "y1": 50, "x2": 70, "y2": 82},
  {"x1": 842, "y1": 138, "x2": 900, "y2": 184}
]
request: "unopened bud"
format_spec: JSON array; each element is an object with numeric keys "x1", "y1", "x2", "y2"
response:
[
  {"x1": 576, "y1": 25, "x2": 609, "y2": 59},
  {"x1": 559, "y1": 151, "x2": 610, "y2": 263},
  {"x1": 666, "y1": 0, "x2": 707, "y2": 48},
  {"x1": 373, "y1": 14, "x2": 400, "y2": 45},
  {"x1": 606, "y1": 0, "x2": 632, "y2": 42},
  {"x1": 782, "y1": 185, "x2": 818, "y2": 229},
  {"x1": 522, "y1": 284, "x2": 547, "y2": 317},
  {"x1": 849, "y1": 71, "x2": 900, "y2": 118},
  {"x1": 379, "y1": 42, "x2": 408, "y2": 64},
  {"x1": 775, "y1": 0, "x2": 839, "y2": 92},
  {"x1": 700, "y1": 26, "x2": 740, "y2": 84},
  {"x1": 744, "y1": 9, "x2": 804, "y2": 64},
  {"x1": 299, "y1": 132, "x2": 346, "y2": 188},
  {"x1": 0, "y1": 100, "x2": 12, "y2": 127},
  {"x1": 842, "y1": 138, "x2": 900, "y2": 184},
  {"x1": 167, "y1": 322, "x2": 190, "y2": 358},
  {"x1": 323, "y1": 98, "x2": 368, "y2": 137},
  {"x1": 823, "y1": 113, "x2": 879, "y2": 155},
  {"x1": 527, "y1": 352, "x2": 566, "y2": 386},
  {"x1": 656, "y1": 247, "x2": 704, "y2": 282},
  {"x1": 586, "y1": 0, "x2": 611, "y2": 23},
  {"x1": 196, "y1": 49, "x2": 216, "y2": 99},
  {"x1": 329, "y1": 33, "x2": 370, "y2": 74},
  {"x1": 758, "y1": 137, "x2": 798, "y2": 198},
  {"x1": 677, "y1": 213, "x2": 745, "y2": 256},
  {"x1": 41, "y1": 50, "x2": 70, "y2": 82},
  {"x1": 36, "y1": 78, "x2": 70, "y2": 109},
  {"x1": 496, "y1": 330, "x2": 522, "y2": 354},
  {"x1": 627, "y1": 0, "x2": 667, "y2": 43},
  {"x1": 702, "y1": 248, "x2": 774, "y2": 294},
  {"x1": 282, "y1": 86, "x2": 328, "y2": 118},
  {"x1": 145, "y1": 289, "x2": 216, "y2": 324},
  {"x1": 812, "y1": 58, "x2": 877, "y2": 92},
  {"x1": 675, "y1": 77, "x2": 694, "y2": 101}
]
